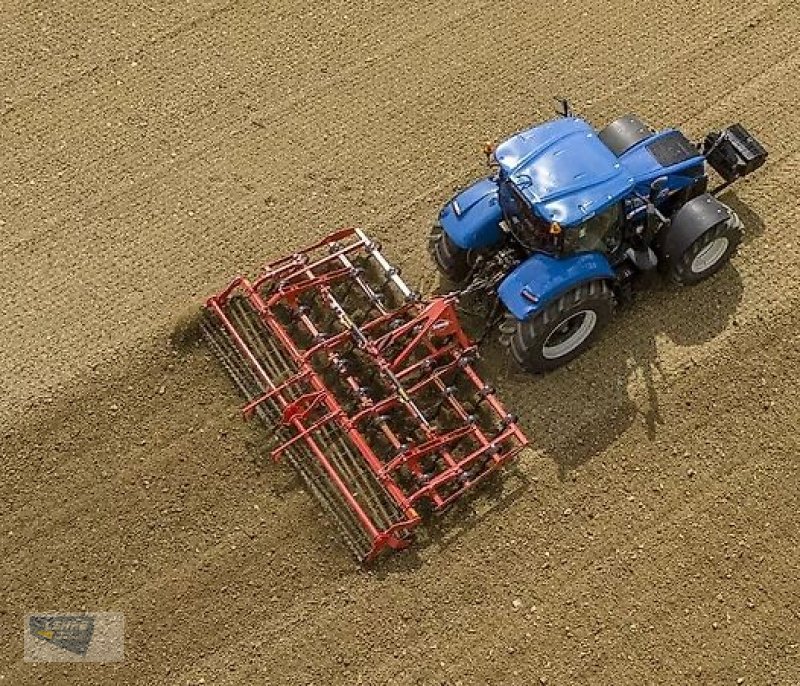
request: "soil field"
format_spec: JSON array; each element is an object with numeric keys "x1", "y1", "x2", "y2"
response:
[{"x1": 1, "y1": 1, "x2": 799, "y2": 684}]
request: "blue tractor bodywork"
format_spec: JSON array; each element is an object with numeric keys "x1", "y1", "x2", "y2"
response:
[
  {"x1": 438, "y1": 177, "x2": 503, "y2": 249},
  {"x1": 494, "y1": 117, "x2": 635, "y2": 226},
  {"x1": 618, "y1": 128, "x2": 706, "y2": 197},
  {"x1": 437, "y1": 115, "x2": 711, "y2": 321},
  {"x1": 431, "y1": 112, "x2": 766, "y2": 371},
  {"x1": 497, "y1": 251, "x2": 615, "y2": 320}
]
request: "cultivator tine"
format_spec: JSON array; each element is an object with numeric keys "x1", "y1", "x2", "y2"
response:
[
  {"x1": 423, "y1": 385, "x2": 455, "y2": 423},
  {"x1": 203, "y1": 227, "x2": 528, "y2": 562}
]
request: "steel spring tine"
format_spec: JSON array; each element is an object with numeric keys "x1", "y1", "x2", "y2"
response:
[
  {"x1": 337, "y1": 268, "x2": 361, "y2": 301},
  {"x1": 497, "y1": 413, "x2": 519, "y2": 431},
  {"x1": 424, "y1": 385, "x2": 457, "y2": 423},
  {"x1": 466, "y1": 384, "x2": 496, "y2": 414},
  {"x1": 257, "y1": 314, "x2": 400, "y2": 532},
  {"x1": 290, "y1": 303, "x2": 311, "y2": 322},
  {"x1": 260, "y1": 278, "x2": 280, "y2": 299},
  {"x1": 318, "y1": 423, "x2": 399, "y2": 529},
  {"x1": 468, "y1": 444, "x2": 501, "y2": 479},
  {"x1": 288, "y1": 346, "x2": 403, "y2": 526},
  {"x1": 319, "y1": 303, "x2": 339, "y2": 332},
  {"x1": 204, "y1": 308, "x2": 367, "y2": 555}
]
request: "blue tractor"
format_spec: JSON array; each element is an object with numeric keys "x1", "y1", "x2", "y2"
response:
[{"x1": 430, "y1": 107, "x2": 767, "y2": 372}]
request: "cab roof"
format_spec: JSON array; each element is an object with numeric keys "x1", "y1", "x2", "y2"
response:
[{"x1": 494, "y1": 117, "x2": 635, "y2": 227}]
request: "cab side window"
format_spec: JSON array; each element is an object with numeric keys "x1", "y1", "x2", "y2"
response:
[{"x1": 573, "y1": 203, "x2": 622, "y2": 252}]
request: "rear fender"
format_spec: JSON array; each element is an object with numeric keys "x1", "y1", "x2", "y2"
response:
[
  {"x1": 656, "y1": 193, "x2": 732, "y2": 270},
  {"x1": 438, "y1": 177, "x2": 504, "y2": 250},
  {"x1": 497, "y1": 251, "x2": 615, "y2": 321}
]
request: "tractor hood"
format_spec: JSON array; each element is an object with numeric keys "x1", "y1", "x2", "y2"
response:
[{"x1": 494, "y1": 117, "x2": 635, "y2": 227}]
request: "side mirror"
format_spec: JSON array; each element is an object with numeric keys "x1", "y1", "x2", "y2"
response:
[{"x1": 649, "y1": 176, "x2": 668, "y2": 204}]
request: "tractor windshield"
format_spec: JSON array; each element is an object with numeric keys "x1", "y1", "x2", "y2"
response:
[{"x1": 499, "y1": 181, "x2": 558, "y2": 253}]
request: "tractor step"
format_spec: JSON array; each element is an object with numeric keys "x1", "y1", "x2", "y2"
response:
[{"x1": 203, "y1": 228, "x2": 528, "y2": 562}]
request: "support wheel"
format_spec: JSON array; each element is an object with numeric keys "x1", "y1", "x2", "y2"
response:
[
  {"x1": 669, "y1": 212, "x2": 743, "y2": 285},
  {"x1": 429, "y1": 222, "x2": 473, "y2": 284},
  {"x1": 510, "y1": 280, "x2": 613, "y2": 373}
]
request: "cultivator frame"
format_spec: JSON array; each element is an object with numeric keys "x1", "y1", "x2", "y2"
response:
[{"x1": 203, "y1": 228, "x2": 528, "y2": 562}]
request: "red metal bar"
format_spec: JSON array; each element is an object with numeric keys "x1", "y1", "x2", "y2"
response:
[
  {"x1": 306, "y1": 298, "x2": 455, "y2": 508},
  {"x1": 435, "y1": 445, "x2": 524, "y2": 510},
  {"x1": 239, "y1": 277, "x2": 421, "y2": 517},
  {"x1": 300, "y1": 304, "x2": 415, "y2": 361},
  {"x1": 271, "y1": 410, "x2": 342, "y2": 460},
  {"x1": 241, "y1": 370, "x2": 311, "y2": 419},
  {"x1": 406, "y1": 426, "x2": 523, "y2": 505},
  {"x1": 347, "y1": 355, "x2": 466, "y2": 426},
  {"x1": 254, "y1": 229, "x2": 362, "y2": 287},
  {"x1": 264, "y1": 265, "x2": 355, "y2": 307},
  {"x1": 279, "y1": 390, "x2": 326, "y2": 425},
  {"x1": 380, "y1": 425, "x2": 476, "y2": 475},
  {"x1": 363, "y1": 519, "x2": 421, "y2": 563}
]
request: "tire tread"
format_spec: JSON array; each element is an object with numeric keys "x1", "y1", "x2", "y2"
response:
[{"x1": 511, "y1": 280, "x2": 613, "y2": 373}]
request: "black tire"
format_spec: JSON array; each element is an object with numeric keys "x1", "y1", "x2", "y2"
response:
[
  {"x1": 429, "y1": 222, "x2": 473, "y2": 284},
  {"x1": 669, "y1": 211, "x2": 742, "y2": 286},
  {"x1": 510, "y1": 280, "x2": 614, "y2": 373}
]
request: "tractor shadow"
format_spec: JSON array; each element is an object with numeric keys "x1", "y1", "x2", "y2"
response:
[
  {"x1": 471, "y1": 261, "x2": 745, "y2": 480},
  {"x1": 721, "y1": 189, "x2": 766, "y2": 247}
]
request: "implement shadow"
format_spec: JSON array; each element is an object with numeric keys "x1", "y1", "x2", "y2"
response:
[
  {"x1": 372, "y1": 466, "x2": 533, "y2": 575},
  {"x1": 375, "y1": 256, "x2": 746, "y2": 570},
  {"x1": 721, "y1": 190, "x2": 766, "y2": 246}
]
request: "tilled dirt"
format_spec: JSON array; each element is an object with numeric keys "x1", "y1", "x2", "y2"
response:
[{"x1": 1, "y1": 1, "x2": 799, "y2": 684}]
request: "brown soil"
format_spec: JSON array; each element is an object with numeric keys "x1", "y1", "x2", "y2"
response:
[{"x1": 1, "y1": 1, "x2": 799, "y2": 684}]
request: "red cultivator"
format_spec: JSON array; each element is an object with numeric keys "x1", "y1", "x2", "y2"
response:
[{"x1": 203, "y1": 228, "x2": 528, "y2": 562}]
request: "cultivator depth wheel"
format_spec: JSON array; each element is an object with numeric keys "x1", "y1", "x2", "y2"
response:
[{"x1": 203, "y1": 228, "x2": 528, "y2": 562}]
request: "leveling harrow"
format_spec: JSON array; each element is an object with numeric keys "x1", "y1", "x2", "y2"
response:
[{"x1": 203, "y1": 228, "x2": 528, "y2": 562}]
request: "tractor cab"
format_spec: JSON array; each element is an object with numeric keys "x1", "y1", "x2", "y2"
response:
[
  {"x1": 493, "y1": 116, "x2": 705, "y2": 259},
  {"x1": 495, "y1": 117, "x2": 634, "y2": 228}
]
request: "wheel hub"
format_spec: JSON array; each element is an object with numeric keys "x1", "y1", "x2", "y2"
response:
[
  {"x1": 691, "y1": 236, "x2": 729, "y2": 273},
  {"x1": 542, "y1": 310, "x2": 597, "y2": 360}
]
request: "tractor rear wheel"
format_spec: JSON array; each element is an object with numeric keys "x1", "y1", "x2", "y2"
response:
[
  {"x1": 668, "y1": 212, "x2": 743, "y2": 285},
  {"x1": 510, "y1": 280, "x2": 613, "y2": 373},
  {"x1": 429, "y1": 222, "x2": 474, "y2": 284}
]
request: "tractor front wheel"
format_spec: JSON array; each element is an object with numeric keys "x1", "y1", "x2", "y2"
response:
[
  {"x1": 510, "y1": 280, "x2": 614, "y2": 373},
  {"x1": 429, "y1": 222, "x2": 474, "y2": 284}
]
